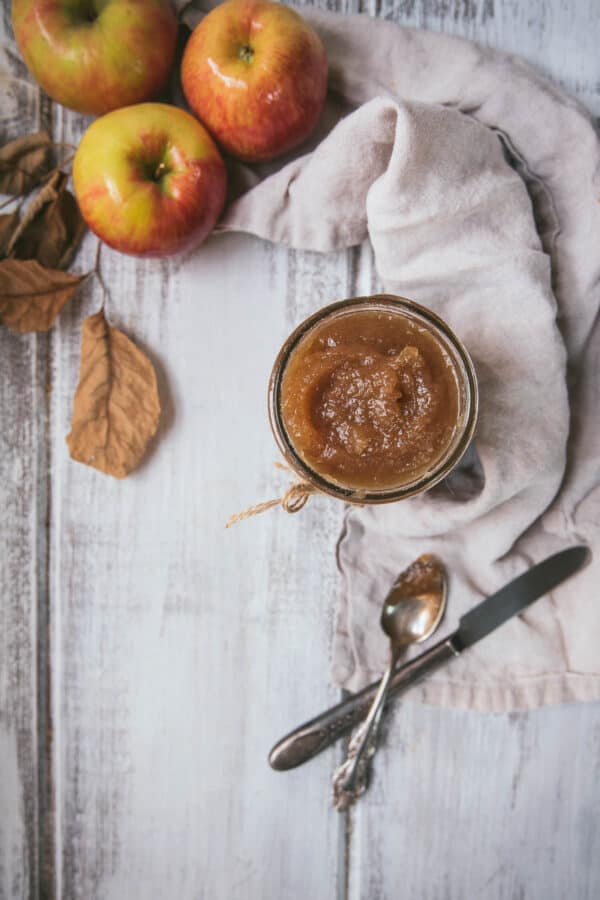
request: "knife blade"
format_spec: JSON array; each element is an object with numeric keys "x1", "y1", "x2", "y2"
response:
[{"x1": 269, "y1": 545, "x2": 590, "y2": 771}]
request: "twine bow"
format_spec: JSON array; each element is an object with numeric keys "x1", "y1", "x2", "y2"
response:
[{"x1": 225, "y1": 464, "x2": 319, "y2": 528}]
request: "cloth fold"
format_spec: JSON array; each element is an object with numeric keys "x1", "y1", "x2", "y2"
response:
[{"x1": 188, "y1": 7, "x2": 600, "y2": 710}]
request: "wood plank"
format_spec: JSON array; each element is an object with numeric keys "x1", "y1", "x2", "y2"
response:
[
  {"x1": 376, "y1": 0, "x2": 600, "y2": 115},
  {"x1": 0, "y1": 330, "x2": 45, "y2": 900},
  {"x1": 347, "y1": 701, "x2": 600, "y2": 900},
  {"x1": 44, "y1": 5, "x2": 364, "y2": 892},
  {"x1": 0, "y1": 14, "x2": 51, "y2": 899},
  {"x1": 48, "y1": 80, "x2": 352, "y2": 893},
  {"x1": 344, "y1": 3, "x2": 600, "y2": 900}
]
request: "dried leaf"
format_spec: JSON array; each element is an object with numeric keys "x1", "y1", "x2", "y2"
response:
[
  {"x1": 6, "y1": 170, "x2": 64, "y2": 253},
  {"x1": 0, "y1": 212, "x2": 19, "y2": 257},
  {"x1": 66, "y1": 311, "x2": 161, "y2": 478},
  {"x1": 8, "y1": 170, "x2": 86, "y2": 269},
  {"x1": 0, "y1": 258, "x2": 85, "y2": 332},
  {"x1": 0, "y1": 131, "x2": 52, "y2": 196},
  {"x1": 41, "y1": 189, "x2": 87, "y2": 269}
]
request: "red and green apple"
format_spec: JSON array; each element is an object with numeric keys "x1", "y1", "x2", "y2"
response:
[
  {"x1": 181, "y1": 0, "x2": 328, "y2": 163},
  {"x1": 12, "y1": 0, "x2": 178, "y2": 116},
  {"x1": 72, "y1": 103, "x2": 227, "y2": 258}
]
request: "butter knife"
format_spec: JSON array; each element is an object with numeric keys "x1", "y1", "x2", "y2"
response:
[{"x1": 269, "y1": 545, "x2": 590, "y2": 771}]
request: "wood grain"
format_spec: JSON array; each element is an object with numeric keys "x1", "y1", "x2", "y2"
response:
[
  {"x1": 46, "y1": 186, "x2": 350, "y2": 896},
  {"x1": 335, "y1": 3, "x2": 600, "y2": 899},
  {"x1": 0, "y1": 327, "x2": 45, "y2": 900},
  {"x1": 347, "y1": 701, "x2": 600, "y2": 900},
  {"x1": 336, "y1": 3, "x2": 600, "y2": 899},
  {"x1": 1, "y1": 2, "x2": 599, "y2": 900},
  {"x1": 0, "y1": 11, "x2": 52, "y2": 898},
  {"x1": 368, "y1": 0, "x2": 600, "y2": 115}
]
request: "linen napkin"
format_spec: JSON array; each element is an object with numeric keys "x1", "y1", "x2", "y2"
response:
[{"x1": 185, "y1": 7, "x2": 600, "y2": 710}]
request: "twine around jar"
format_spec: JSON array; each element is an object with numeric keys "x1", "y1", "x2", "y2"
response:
[{"x1": 225, "y1": 463, "x2": 319, "y2": 528}]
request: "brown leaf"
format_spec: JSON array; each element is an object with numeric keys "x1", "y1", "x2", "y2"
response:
[
  {"x1": 41, "y1": 189, "x2": 87, "y2": 269},
  {"x1": 0, "y1": 131, "x2": 52, "y2": 196},
  {"x1": 0, "y1": 258, "x2": 85, "y2": 332},
  {"x1": 0, "y1": 212, "x2": 19, "y2": 257},
  {"x1": 8, "y1": 170, "x2": 86, "y2": 269},
  {"x1": 66, "y1": 311, "x2": 161, "y2": 478}
]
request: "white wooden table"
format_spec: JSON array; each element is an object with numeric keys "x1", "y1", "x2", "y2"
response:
[{"x1": 1, "y1": 2, "x2": 599, "y2": 898}]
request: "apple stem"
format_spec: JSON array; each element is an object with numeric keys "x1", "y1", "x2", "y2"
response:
[
  {"x1": 239, "y1": 45, "x2": 254, "y2": 63},
  {"x1": 154, "y1": 162, "x2": 168, "y2": 180}
]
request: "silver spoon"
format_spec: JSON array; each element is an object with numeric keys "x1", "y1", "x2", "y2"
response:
[{"x1": 332, "y1": 554, "x2": 447, "y2": 810}]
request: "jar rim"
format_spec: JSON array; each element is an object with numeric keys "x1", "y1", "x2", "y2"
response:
[{"x1": 268, "y1": 294, "x2": 479, "y2": 504}]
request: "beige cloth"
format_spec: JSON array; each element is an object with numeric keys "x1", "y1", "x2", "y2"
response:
[{"x1": 186, "y1": 7, "x2": 600, "y2": 709}]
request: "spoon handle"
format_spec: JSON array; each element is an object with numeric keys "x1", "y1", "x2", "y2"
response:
[
  {"x1": 332, "y1": 645, "x2": 402, "y2": 809},
  {"x1": 269, "y1": 635, "x2": 460, "y2": 771}
]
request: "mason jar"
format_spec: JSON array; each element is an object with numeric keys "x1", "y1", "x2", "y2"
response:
[{"x1": 268, "y1": 294, "x2": 478, "y2": 504}]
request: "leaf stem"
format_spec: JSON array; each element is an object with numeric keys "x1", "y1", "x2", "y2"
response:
[
  {"x1": 57, "y1": 153, "x2": 75, "y2": 171},
  {"x1": 92, "y1": 238, "x2": 112, "y2": 315}
]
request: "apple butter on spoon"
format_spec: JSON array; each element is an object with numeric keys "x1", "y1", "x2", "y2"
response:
[{"x1": 270, "y1": 296, "x2": 477, "y2": 502}]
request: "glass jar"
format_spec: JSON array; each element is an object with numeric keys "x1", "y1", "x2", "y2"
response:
[{"x1": 268, "y1": 294, "x2": 478, "y2": 504}]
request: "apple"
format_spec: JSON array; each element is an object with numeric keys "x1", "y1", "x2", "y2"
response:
[
  {"x1": 72, "y1": 103, "x2": 227, "y2": 258},
  {"x1": 181, "y1": 0, "x2": 328, "y2": 163},
  {"x1": 12, "y1": 0, "x2": 178, "y2": 116}
]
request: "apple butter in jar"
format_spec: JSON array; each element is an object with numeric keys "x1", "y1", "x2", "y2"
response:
[{"x1": 269, "y1": 296, "x2": 478, "y2": 503}]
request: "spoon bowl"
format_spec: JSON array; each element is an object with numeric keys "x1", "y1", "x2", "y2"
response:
[{"x1": 382, "y1": 554, "x2": 447, "y2": 647}]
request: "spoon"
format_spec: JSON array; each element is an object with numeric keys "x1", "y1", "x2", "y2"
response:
[{"x1": 332, "y1": 554, "x2": 447, "y2": 810}]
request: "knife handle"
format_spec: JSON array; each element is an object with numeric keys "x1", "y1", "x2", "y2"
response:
[{"x1": 268, "y1": 635, "x2": 460, "y2": 771}]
